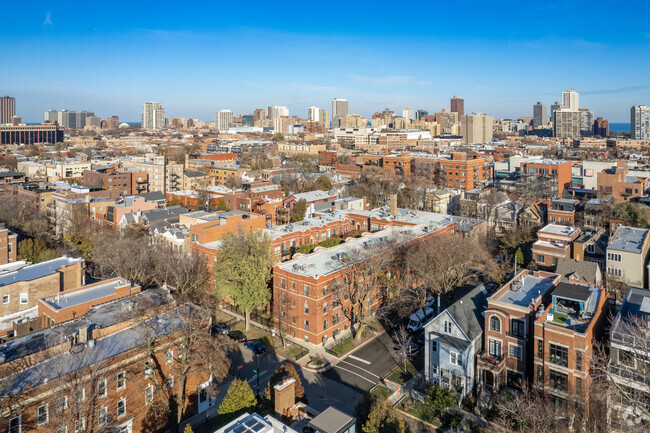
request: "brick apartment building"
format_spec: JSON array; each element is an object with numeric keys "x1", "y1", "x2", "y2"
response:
[
  {"x1": 438, "y1": 152, "x2": 490, "y2": 191},
  {"x1": 101, "y1": 196, "x2": 160, "y2": 230},
  {"x1": 533, "y1": 281, "x2": 608, "y2": 410},
  {"x1": 532, "y1": 224, "x2": 581, "y2": 269},
  {"x1": 0, "y1": 256, "x2": 84, "y2": 318},
  {"x1": 38, "y1": 277, "x2": 141, "y2": 326},
  {"x1": 0, "y1": 289, "x2": 216, "y2": 433},
  {"x1": 273, "y1": 210, "x2": 456, "y2": 344},
  {"x1": 0, "y1": 226, "x2": 17, "y2": 265},
  {"x1": 477, "y1": 270, "x2": 561, "y2": 391},
  {"x1": 548, "y1": 199, "x2": 580, "y2": 226},
  {"x1": 519, "y1": 159, "x2": 574, "y2": 197},
  {"x1": 597, "y1": 162, "x2": 648, "y2": 203},
  {"x1": 82, "y1": 167, "x2": 149, "y2": 196}
]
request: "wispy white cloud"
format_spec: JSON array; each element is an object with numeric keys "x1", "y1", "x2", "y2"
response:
[
  {"x1": 350, "y1": 75, "x2": 431, "y2": 86},
  {"x1": 43, "y1": 12, "x2": 52, "y2": 26},
  {"x1": 573, "y1": 38, "x2": 607, "y2": 48}
]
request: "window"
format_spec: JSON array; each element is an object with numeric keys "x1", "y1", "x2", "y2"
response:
[
  {"x1": 432, "y1": 364, "x2": 438, "y2": 376},
  {"x1": 19, "y1": 293, "x2": 28, "y2": 304},
  {"x1": 144, "y1": 363, "x2": 153, "y2": 377},
  {"x1": 291, "y1": 299, "x2": 296, "y2": 308},
  {"x1": 304, "y1": 302, "x2": 309, "y2": 314},
  {"x1": 280, "y1": 278, "x2": 285, "y2": 289},
  {"x1": 549, "y1": 369, "x2": 568, "y2": 392},
  {"x1": 608, "y1": 267, "x2": 622, "y2": 277},
  {"x1": 488, "y1": 339, "x2": 502, "y2": 357},
  {"x1": 333, "y1": 297, "x2": 341, "y2": 308},
  {"x1": 167, "y1": 350, "x2": 173, "y2": 363},
  {"x1": 37, "y1": 404, "x2": 49, "y2": 425},
  {"x1": 511, "y1": 319, "x2": 525, "y2": 338},
  {"x1": 444, "y1": 321, "x2": 452, "y2": 333},
  {"x1": 333, "y1": 313, "x2": 340, "y2": 325},
  {"x1": 575, "y1": 350, "x2": 583, "y2": 371},
  {"x1": 304, "y1": 285, "x2": 309, "y2": 297},
  {"x1": 74, "y1": 389, "x2": 85, "y2": 404},
  {"x1": 2, "y1": 294, "x2": 8, "y2": 304},
  {"x1": 536, "y1": 255, "x2": 544, "y2": 263},
  {"x1": 586, "y1": 243, "x2": 595, "y2": 254},
  {"x1": 74, "y1": 418, "x2": 85, "y2": 433},
  {"x1": 322, "y1": 286, "x2": 328, "y2": 296},
  {"x1": 549, "y1": 344, "x2": 568, "y2": 367},
  {"x1": 98, "y1": 407, "x2": 107, "y2": 426},
  {"x1": 55, "y1": 396, "x2": 67, "y2": 413},
  {"x1": 292, "y1": 282, "x2": 296, "y2": 291},
  {"x1": 145, "y1": 385, "x2": 154, "y2": 404},
  {"x1": 166, "y1": 376, "x2": 174, "y2": 391},
  {"x1": 431, "y1": 340, "x2": 438, "y2": 352},
  {"x1": 509, "y1": 344, "x2": 522, "y2": 360},
  {"x1": 537, "y1": 340, "x2": 543, "y2": 359},
  {"x1": 450, "y1": 352, "x2": 462, "y2": 366},
  {"x1": 553, "y1": 257, "x2": 558, "y2": 267},
  {"x1": 117, "y1": 371, "x2": 126, "y2": 390},
  {"x1": 97, "y1": 378, "x2": 107, "y2": 397},
  {"x1": 191, "y1": 234, "x2": 198, "y2": 243},
  {"x1": 489, "y1": 316, "x2": 501, "y2": 332},
  {"x1": 323, "y1": 303, "x2": 327, "y2": 314},
  {"x1": 304, "y1": 320, "x2": 309, "y2": 331},
  {"x1": 117, "y1": 398, "x2": 126, "y2": 417},
  {"x1": 576, "y1": 376, "x2": 582, "y2": 394},
  {"x1": 537, "y1": 364, "x2": 544, "y2": 382},
  {"x1": 608, "y1": 252, "x2": 622, "y2": 262},
  {"x1": 8, "y1": 416, "x2": 20, "y2": 433},
  {"x1": 323, "y1": 319, "x2": 328, "y2": 330}
]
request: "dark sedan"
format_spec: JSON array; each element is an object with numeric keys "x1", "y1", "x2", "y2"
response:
[{"x1": 228, "y1": 330, "x2": 247, "y2": 343}]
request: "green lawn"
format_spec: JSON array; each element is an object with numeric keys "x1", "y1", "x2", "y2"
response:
[
  {"x1": 370, "y1": 385, "x2": 393, "y2": 400},
  {"x1": 328, "y1": 336, "x2": 355, "y2": 357},
  {"x1": 552, "y1": 312, "x2": 568, "y2": 324},
  {"x1": 387, "y1": 362, "x2": 418, "y2": 384},
  {"x1": 397, "y1": 397, "x2": 442, "y2": 427}
]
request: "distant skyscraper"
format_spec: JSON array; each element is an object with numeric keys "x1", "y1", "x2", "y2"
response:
[
  {"x1": 532, "y1": 102, "x2": 547, "y2": 127},
  {"x1": 415, "y1": 110, "x2": 428, "y2": 120},
  {"x1": 561, "y1": 89, "x2": 579, "y2": 111},
  {"x1": 241, "y1": 115, "x2": 254, "y2": 126},
  {"x1": 631, "y1": 105, "x2": 650, "y2": 140},
  {"x1": 268, "y1": 105, "x2": 289, "y2": 120},
  {"x1": 332, "y1": 98, "x2": 348, "y2": 118},
  {"x1": 215, "y1": 110, "x2": 234, "y2": 132},
  {"x1": 44, "y1": 110, "x2": 95, "y2": 129},
  {"x1": 253, "y1": 109, "x2": 266, "y2": 123},
  {"x1": 142, "y1": 102, "x2": 165, "y2": 130},
  {"x1": 461, "y1": 113, "x2": 493, "y2": 144},
  {"x1": 579, "y1": 109, "x2": 594, "y2": 137},
  {"x1": 553, "y1": 110, "x2": 580, "y2": 139},
  {"x1": 402, "y1": 107, "x2": 414, "y2": 121},
  {"x1": 319, "y1": 110, "x2": 331, "y2": 128},
  {"x1": 451, "y1": 96, "x2": 464, "y2": 119},
  {"x1": 594, "y1": 117, "x2": 609, "y2": 137},
  {"x1": 308, "y1": 106, "x2": 320, "y2": 122},
  {"x1": 550, "y1": 102, "x2": 561, "y2": 120},
  {"x1": 0, "y1": 96, "x2": 16, "y2": 125}
]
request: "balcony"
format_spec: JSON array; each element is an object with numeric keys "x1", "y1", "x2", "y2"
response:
[{"x1": 478, "y1": 353, "x2": 505, "y2": 370}]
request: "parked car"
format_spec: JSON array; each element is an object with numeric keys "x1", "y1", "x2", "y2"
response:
[
  {"x1": 244, "y1": 339, "x2": 267, "y2": 355},
  {"x1": 228, "y1": 330, "x2": 247, "y2": 343},
  {"x1": 211, "y1": 322, "x2": 230, "y2": 336},
  {"x1": 407, "y1": 306, "x2": 435, "y2": 333},
  {"x1": 413, "y1": 332, "x2": 425, "y2": 348}
]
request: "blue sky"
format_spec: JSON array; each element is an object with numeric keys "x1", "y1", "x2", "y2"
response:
[{"x1": 1, "y1": 1, "x2": 649, "y2": 122}]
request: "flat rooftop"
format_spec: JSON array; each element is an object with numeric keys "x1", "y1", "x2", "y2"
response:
[
  {"x1": 43, "y1": 278, "x2": 131, "y2": 310},
  {"x1": 349, "y1": 207, "x2": 452, "y2": 227},
  {"x1": 539, "y1": 224, "x2": 579, "y2": 237},
  {"x1": 0, "y1": 256, "x2": 83, "y2": 288},
  {"x1": 493, "y1": 272, "x2": 557, "y2": 307},
  {"x1": 609, "y1": 226, "x2": 649, "y2": 254}
]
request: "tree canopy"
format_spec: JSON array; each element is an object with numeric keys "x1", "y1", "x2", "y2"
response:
[
  {"x1": 214, "y1": 231, "x2": 273, "y2": 330},
  {"x1": 218, "y1": 379, "x2": 257, "y2": 415},
  {"x1": 362, "y1": 401, "x2": 409, "y2": 433},
  {"x1": 291, "y1": 199, "x2": 308, "y2": 222}
]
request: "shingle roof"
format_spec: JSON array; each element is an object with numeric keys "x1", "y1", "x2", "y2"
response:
[
  {"x1": 555, "y1": 258, "x2": 600, "y2": 285},
  {"x1": 444, "y1": 284, "x2": 489, "y2": 341}
]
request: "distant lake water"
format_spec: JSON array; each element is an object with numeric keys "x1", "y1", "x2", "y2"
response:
[{"x1": 609, "y1": 122, "x2": 631, "y2": 133}]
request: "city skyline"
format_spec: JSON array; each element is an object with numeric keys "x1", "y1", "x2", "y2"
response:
[{"x1": 1, "y1": 1, "x2": 649, "y2": 122}]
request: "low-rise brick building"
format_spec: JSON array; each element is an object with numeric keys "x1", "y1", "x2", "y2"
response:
[
  {"x1": 532, "y1": 224, "x2": 581, "y2": 270},
  {"x1": 0, "y1": 227, "x2": 17, "y2": 265}
]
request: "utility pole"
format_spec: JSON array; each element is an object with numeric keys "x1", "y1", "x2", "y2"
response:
[{"x1": 256, "y1": 353, "x2": 260, "y2": 399}]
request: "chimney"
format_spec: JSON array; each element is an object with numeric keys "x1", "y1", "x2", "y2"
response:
[
  {"x1": 274, "y1": 376, "x2": 296, "y2": 419},
  {"x1": 78, "y1": 326, "x2": 88, "y2": 344},
  {"x1": 389, "y1": 194, "x2": 398, "y2": 218}
]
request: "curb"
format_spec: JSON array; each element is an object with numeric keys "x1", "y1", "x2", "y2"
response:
[{"x1": 329, "y1": 328, "x2": 388, "y2": 367}]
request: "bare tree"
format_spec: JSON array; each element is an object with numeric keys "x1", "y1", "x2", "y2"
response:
[
  {"x1": 334, "y1": 239, "x2": 394, "y2": 340},
  {"x1": 406, "y1": 234, "x2": 491, "y2": 313},
  {"x1": 391, "y1": 325, "x2": 414, "y2": 373}
]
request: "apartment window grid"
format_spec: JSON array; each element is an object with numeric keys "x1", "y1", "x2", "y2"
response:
[
  {"x1": 117, "y1": 398, "x2": 126, "y2": 417},
  {"x1": 509, "y1": 344, "x2": 523, "y2": 360},
  {"x1": 117, "y1": 371, "x2": 126, "y2": 390},
  {"x1": 511, "y1": 319, "x2": 525, "y2": 338},
  {"x1": 98, "y1": 378, "x2": 107, "y2": 397},
  {"x1": 608, "y1": 252, "x2": 622, "y2": 262},
  {"x1": 549, "y1": 344, "x2": 569, "y2": 367},
  {"x1": 489, "y1": 339, "x2": 502, "y2": 357},
  {"x1": 37, "y1": 404, "x2": 49, "y2": 426},
  {"x1": 549, "y1": 369, "x2": 568, "y2": 392},
  {"x1": 450, "y1": 352, "x2": 463, "y2": 366},
  {"x1": 576, "y1": 351, "x2": 583, "y2": 371}
]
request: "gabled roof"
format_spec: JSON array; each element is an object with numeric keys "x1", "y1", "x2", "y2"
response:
[
  {"x1": 441, "y1": 284, "x2": 489, "y2": 341},
  {"x1": 555, "y1": 258, "x2": 600, "y2": 285}
]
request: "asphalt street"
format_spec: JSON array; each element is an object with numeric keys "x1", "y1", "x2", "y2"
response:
[{"x1": 323, "y1": 330, "x2": 406, "y2": 393}]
